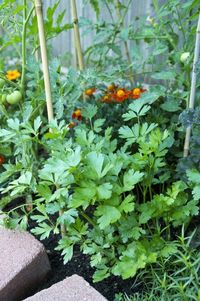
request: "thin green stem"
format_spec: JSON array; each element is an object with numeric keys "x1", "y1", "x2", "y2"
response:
[
  {"x1": 121, "y1": 0, "x2": 132, "y2": 21},
  {"x1": 143, "y1": 186, "x2": 147, "y2": 203},
  {"x1": 156, "y1": 218, "x2": 161, "y2": 235},
  {"x1": 59, "y1": 208, "x2": 67, "y2": 237},
  {"x1": 6, "y1": 201, "x2": 37, "y2": 214},
  {"x1": 175, "y1": 6, "x2": 186, "y2": 43},
  {"x1": 149, "y1": 185, "x2": 153, "y2": 201},
  {"x1": 105, "y1": 2, "x2": 114, "y2": 23},
  {"x1": 21, "y1": 4, "x2": 34, "y2": 96},
  {"x1": 166, "y1": 219, "x2": 171, "y2": 240},
  {"x1": 79, "y1": 210, "x2": 96, "y2": 227},
  {"x1": 89, "y1": 118, "x2": 93, "y2": 131},
  {"x1": 55, "y1": 184, "x2": 67, "y2": 237},
  {"x1": 138, "y1": 183, "x2": 144, "y2": 195},
  {"x1": 25, "y1": 6, "x2": 35, "y2": 23},
  {"x1": 147, "y1": 222, "x2": 153, "y2": 236}
]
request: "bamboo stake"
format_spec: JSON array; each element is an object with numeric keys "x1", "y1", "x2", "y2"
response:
[
  {"x1": 73, "y1": 30, "x2": 79, "y2": 69},
  {"x1": 34, "y1": 10, "x2": 40, "y2": 62},
  {"x1": 183, "y1": 13, "x2": 200, "y2": 157},
  {"x1": 35, "y1": 0, "x2": 66, "y2": 237},
  {"x1": 21, "y1": 3, "x2": 35, "y2": 95},
  {"x1": 34, "y1": 0, "x2": 54, "y2": 121},
  {"x1": 70, "y1": 0, "x2": 84, "y2": 70},
  {"x1": 21, "y1": 0, "x2": 27, "y2": 97}
]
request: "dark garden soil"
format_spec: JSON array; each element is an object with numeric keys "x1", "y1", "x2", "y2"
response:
[
  {"x1": 35, "y1": 234, "x2": 136, "y2": 301},
  {"x1": 4, "y1": 200, "x2": 136, "y2": 300}
]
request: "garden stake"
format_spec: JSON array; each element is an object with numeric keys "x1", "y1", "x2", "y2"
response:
[
  {"x1": 21, "y1": 0, "x2": 27, "y2": 97},
  {"x1": 21, "y1": 3, "x2": 35, "y2": 96},
  {"x1": 70, "y1": 0, "x2": 87, "y2": 101},
  {"x1": 70, "y1": 0, "x2": 84, "y2": 70},
  {"x1": 35, "y1": 0, "x2": 66, "y2": 237},
  {"x1": 34, "y1": 10, "x2": 40, "y2": 62},
  {"x1": 183, "y1": 13, "x2": 200, "y2": 157},
  {"x1": 34, "y1": 0, "x2": 54, "y2": 121},
  {"x1": 73, "y1": 31, "x2": 79, "y2": 69}
]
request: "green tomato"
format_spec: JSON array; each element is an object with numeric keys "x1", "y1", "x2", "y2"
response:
[
  {"x1": 180, "y1": 52, "x2": 190, "y2": 63},
  {"x1": 0, "y1": 94, "x2": 7, "y2": 105},
  {"x1": 6, "y1": 91, "x2": 22, "y2": 105},
  {"x1": 0, "y1": 78, "x2": 5, "y2": 88}
]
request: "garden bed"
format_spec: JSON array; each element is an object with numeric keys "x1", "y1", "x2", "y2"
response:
[
  {"x1": 0, "y1": 1, "x2": 200, "y2": 300},
  {"x1": 38, "y1": 234, "x2": 134, "y2": 301}
]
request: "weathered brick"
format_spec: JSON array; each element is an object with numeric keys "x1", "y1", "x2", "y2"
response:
[
  {"x1": 0, "y1": 228, "x2": 51, "y2": 301},
  {"x1": 23, "y1": 274, "x2": 108, "y2": 301}
]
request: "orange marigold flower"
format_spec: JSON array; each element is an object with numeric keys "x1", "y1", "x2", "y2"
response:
[
  {"x1": 133, "y1": 88, "x2": 141, "y2": 96},
  {"x1": 132, "y1": 88, "x2": 141, "y2": 99},
  {"x1": 116, "y1": 89, "x2": 126, "y2": 98},
  {"x1": 132, "y1": 88, "x2": 147, "y2": 99},
  {"x1": 85, "y1": 88, "x2": 96, "y2": 96},
  {"x1": 6, "y1": 70, "x2": 21, "y2": 81},
  {"x1": 72, "y1": 109, "x2": 82, "y2": 121},
  {"x1": 112, "y1": 89, "x2": 131, "y2": 103},
  {"x1": 0, "y1": 154, "x2": 5, "y2": 165}
]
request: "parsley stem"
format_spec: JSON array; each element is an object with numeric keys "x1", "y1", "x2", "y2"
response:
[{"x1": 79, "y1": 210, "x2": 96, "y2": 227}]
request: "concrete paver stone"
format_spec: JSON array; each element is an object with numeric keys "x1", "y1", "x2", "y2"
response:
[
  {"x1": 23, "y1": 274, "x2": 108, "y2": 301},
  {"x1": 0, "y1": 227, "x2": 51, "y2": 301}
]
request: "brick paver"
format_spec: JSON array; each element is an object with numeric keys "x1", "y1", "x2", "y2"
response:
[
  {"x1": 23, "y1": 274, "x2": 108, "y2": 301},
  {"x1": 0, "y1": 228, "x2": 51, "y2": 301}
]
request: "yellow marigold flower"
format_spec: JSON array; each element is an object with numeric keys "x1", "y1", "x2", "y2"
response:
[
  {"x1": 116, "y1": 89, "x2": 126, "y2": 98},
  {"x1": 85, "y1": 88, "x2": 96, "y2": 96},
  {"x1": 132, "y1": 88, "x2": 141, "y2": 96},
  {"x1": 6, "y1": 70, "x2": 21, "y2": 81}
]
